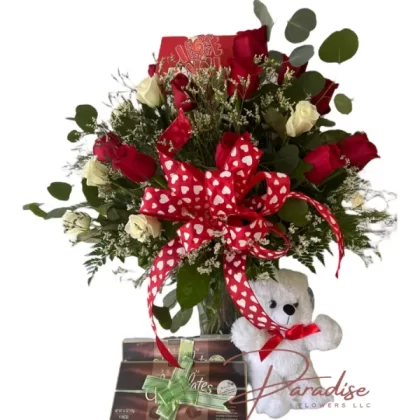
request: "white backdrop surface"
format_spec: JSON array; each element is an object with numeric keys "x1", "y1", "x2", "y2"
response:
[{"x1": 0, "y1": 0, "x2": 415, "y2": 419}]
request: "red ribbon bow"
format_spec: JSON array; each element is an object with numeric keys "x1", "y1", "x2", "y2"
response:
[
  {"x1": 259, "y1": 323, "x2": 321, "y2": 361},
  {"x1": 140, "y1": 110, "x2": 344, "y2": 368}
]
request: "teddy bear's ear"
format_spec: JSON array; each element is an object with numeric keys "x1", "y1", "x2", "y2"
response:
[{"x1": 308, "y1": 287, "x2": 315, "y2": 310}]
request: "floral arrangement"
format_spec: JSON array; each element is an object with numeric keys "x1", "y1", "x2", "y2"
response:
[{"x1": 25, "y1": 1, "x2": 395, "y2": 342}]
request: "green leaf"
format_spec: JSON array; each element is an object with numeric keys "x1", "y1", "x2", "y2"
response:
[
  {"x1": 278, "y1": 198, "x2": 309, "y2": 227},
  {"x1": 153, "y1": 305, "x2": 172, "y2": 330},
  {"x1": 44, "y1": 207, "x2": 69, "y2": 219},
  {"x1": 67, "y1": 130, "x2": 82, "y2": 143},
  {"x1": 82, "y1": 179, "x2": 102, "y2": 207},
  {"x1": 273, "y1": 221, "x2": 287, "y2": 235},
  {"x1": 47, "y1": 182, "x2": 72, "y2": 201},
  {"x1": 334, "y1": 93, "x2": 353, "y2": 114},
  {"x1": 321, "y1": 129, "x2": 350, "y2": 144},
  {"x1": 263, "y1": 108, "x2": 287, "y2": 140},
  {"x1": 176, "y1": 265, "x2": 210, "y2": 309},
  {"x1": 162, "y1": 220, "x2": 180, "y2": 240},
  {"x1": 297, "y1": 71, "x2": 325, "y2": 96},
  {"x1": 77, "y1": 229, "x2": 100, "y2": 243},
  {"x1": 319, "y1": 29, "x2": 359, "y2": 64},
  {"x1": 316, "y1": 117, "x2": 336, "y2": 127},
  {"x1": 23, "y1": 203, "x2": 48, "y2": 218},
  {"x1": 284, "y1": 81, "x2": 306, "y2": 103},
  {"x1": 273, "y1": 145, "x2": 300, "y2": 174},
  {"x1": 107, "y1": 207, "x2": 120, "y2": 222},
  {"x1": 289, "y1": 45, "x2": 314, "y2": 66},
  {"x1": 163, "y1": 289, "x2": 177, "y2": 310},
  {"x1": 254, "y1": 0, "x2": 274, "y2": 40},
  {"x1": 292, "y1": 160, "x2": 313, "y2": 181},
  {"x1": 303, "y1": 132, "x2": 323, "y2": 150},
  {"x1": 268, "y1": 51, "x2": 283, "y2": 64},
  {"x1": 74, "y1": 104, "x2": 98, "y2": 133},
  {"x1": 170, "y1": 308, "x2": 193, "y2": 333},
  {"x1": 285, "y1": 8, "x2": 317, "y2": 43}
]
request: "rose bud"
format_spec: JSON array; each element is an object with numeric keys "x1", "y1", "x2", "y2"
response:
[
  {"x1": 171, "y1": 73, "x2": 196, "y2": 112},
  {"x1": 338, "y1": 133, "x2": 379, "y2": 170},
  {"x1": 148, "y1": 64, "x2": 157, "y2": 77},
  {"x1": 233, "y1": 26, "x2": 268, "y2": 61},
  {"x1": 93, "y1": 132, "x2": 121, "y2": 162},
  {"x1": 310, "y1": 79, "x2": 339, "y2": 115},
  {"x1": 228, "y1": 58, "x2": 263, "y2": 99},
  {"x1": 125, "y1": 214, "x2": 161, "y2": 242},
  {"x1": 136, "y1": 75, "x2": 164, "y2": 108},
  {"x1": 112, "y1": 145, "x2": 157, "y2": 182},
  {"x1": 304, "y1": 144, "x2": 345, "y2": 184},
  {"x1": 286, "y1": 101, "x2": 320, "y2": 137},
  {"x1": 278, "y1": 53, "x2": 308, "y2": 84}
]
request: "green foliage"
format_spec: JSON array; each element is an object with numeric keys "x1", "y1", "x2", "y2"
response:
[
  {"x1": 176, "y1": 264, "x2": 211, "y2": 309},
  {"x1": 47, "y1": 182, "x2": 72, "y2": 201},
  {"x1": 82, "y1": 179, "x2": 102, "y2": 207},
  {"x1": 171, "y1": 308, "x2": 193, "y2": 333},
  {"x1": 285, "y1": 8, "x2": 317, "y2": 43},
  {"x1": 74, "y1": 104, "x2": 98, "y2": 133},
  {"x1": 163, "y1": 289, "x2": 177, "y2": 309},
  {"x1": 334, "y1": 94, "x2": 353, "y2": 114},
  {"x1": 289, "y1": 45, "x2": 314, "y2": 66},
  {"x1": 278, "y1": 198, "x2": 309, "y2": 227},
  {"x1": 254, "y1": 0, "x2": 274, "y2": 40},
  {"x1": 67, "y1": 130, "x2": 82, "y2": 143},
  {"x1": 319, "y1": 29, "x2": 359, "y2": 64},
  {"x1": 272, "y1": 145, "x2": 300, "y2": 174},
  {"x1": 153, "y1": 305, "x2": 172, "y2": 330},
  {"x1": 263, "y1": 108, "x2": 287, "y2": 140},
  {"x1": 297, "y1": 71, "x2": 325, "y2": 96}
]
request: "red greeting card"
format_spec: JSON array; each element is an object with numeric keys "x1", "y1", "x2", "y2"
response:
[{"x1": 157, "y1": 34, "x2": 235, "y2": 73}]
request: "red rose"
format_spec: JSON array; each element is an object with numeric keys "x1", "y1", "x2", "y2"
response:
[
  {"x1": 112, "y1": 145, "x2": 157, "y2": 182},
  {"x1": 310, "y1": 79, "x2": 339, "y2": 115},
  {"x1": 228, "y1": 58, "x2": 263, "y2": 99},
  {"x1": 304, "y1": 144, "x2": 345, "y2": 184},
  {"x1": 278, "y1": 53, "x2": 308, "y2": 84},
  {"x1": 338, "y1": 133, "x2": 379, "y2": 170},
  {"x1": 93, "y1": 132, "x2": 121, "y2": 162},
  {"x1": 148, "y1": 64, "x2": 157, "y2": 77},
  {"x1": 233, "y1": 26, "x2": 268, "y2": 61},
  {"x1": 215, "y1": 132, "x2": 243, "y2": 170},
  {"x1": 171, "y1": 73, "x2": 196, "y2": 112}
]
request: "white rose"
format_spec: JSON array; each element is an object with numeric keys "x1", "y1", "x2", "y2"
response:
[
  {"x1": 62, "y1": 211, "x2": 91, "y2": 242},
  {"x1": 83, "y1": 157, "x2": 109, "y2": 187},
  {"x1": 136, "y1": 75, "x2": 163, "y2": 108},
  {"x1": 286, "y1": 101, "x2": 320, "y2": 137},
  {"x1": 351, "y1": 192, "x2": 365, "y2": 209},
  {"x1": 125, "y1": 214, "x2": 161, "y2": 242}
]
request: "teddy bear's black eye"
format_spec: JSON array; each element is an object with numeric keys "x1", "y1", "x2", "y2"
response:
[{"x1": 269, "y1": 300, "x2": 277, "y2": 309}]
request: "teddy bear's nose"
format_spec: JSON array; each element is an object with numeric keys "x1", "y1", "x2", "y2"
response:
[{"x1": 283, "y1": 304, "x2": 295, "y2": 316}]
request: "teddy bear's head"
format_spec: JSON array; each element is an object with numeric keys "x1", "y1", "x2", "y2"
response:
[{"x1": 251, "y1": 269, "x2": 315, "y2": 327}]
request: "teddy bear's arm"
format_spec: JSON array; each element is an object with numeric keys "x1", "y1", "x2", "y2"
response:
[
  {"x1": 304, "y1": 314, "x2": 343, "y2": 351},
  {"x1": 231, "y1": 317, "x2": 270, "y2": 353}
]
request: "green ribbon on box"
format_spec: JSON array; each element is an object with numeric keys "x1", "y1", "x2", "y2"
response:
[{"x1": 141, "y1": 339, "x2": 231, "y2": 420}]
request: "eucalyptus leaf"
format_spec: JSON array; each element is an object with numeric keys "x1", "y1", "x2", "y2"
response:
[
  {"x1": 47, "y1": 182, "x2": 72, "y2": 201},
  {"x1": 289, "y1": 45, "x2": 314, "y2": 66},
  {"x1": 268, "y1": 50, "x2": 283, "y2": 64},
  {"x1": 285, "y1": 8, "x2": 317, "y2": 43},
  {"x1": 297, "y1": 71, "x2": 325, "y2": 96},
  {"x1": 263, "y1": 108, "x2": 287, "y2": 140},
  {"x1": 67, "y1": 130, "x2": 82, "y2": 143},
  {"x1": 292, "y1": 160, "x2": 313, "y2": 181},
  {"x1": 304, "y1": 132, "x2": 323, "y2": 150},
  {"x1": 273, "y1": 145, "x2": 300, "y2": 174},
  {"x1": 44, "y1": 207, "x2": 70, "y2": 219},
  {"x1": 77, "y1": 229, "x2": 100, "y2": 243},
  {"x1": 254, "y1": 0, "x2": 274, "y2": 40},
  {"x1": 334, "y1": 93, "x2": 353, "y2": 114},
  {"x1": 278, "y1": 198, "x2": 309, "y2": 227},
  {"x1": 153, "y1": 305, "x2": 172, "y2": 330},
  {"x1": 176, "y1": 265, "x2": 210, "y2": 309},
  {"x1": 170, "y1": 308, "x2": 193, "y2": 333},
  {"x1": 163, "y1": 289, "x2": 177, "y2": 310},
  {"x1": 319, "y1": 29, "x2": 359, "y2": 64}
]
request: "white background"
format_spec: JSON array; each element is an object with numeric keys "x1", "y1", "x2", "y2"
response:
[{"x1": 0, "y1": 0, "x2": 416, "y2": 419}]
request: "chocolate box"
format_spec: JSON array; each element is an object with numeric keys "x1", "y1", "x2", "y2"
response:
[
  {"x1": 123, "y1": 335, "x2": 242, "y2": 362},
  {"x1": 110, "y1": 361, "x2": 248, "y2": 420}
]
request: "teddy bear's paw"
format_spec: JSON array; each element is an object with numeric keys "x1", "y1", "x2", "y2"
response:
[
  {"x1": 314, "y1": 314, "x2": 343, "y2": 350},
  {"x1": 257, "y1": 398, "x2": 291, "y2": 418},
  {"x1": 231, "y1": 317, "x2": 265, "y2": 352}
]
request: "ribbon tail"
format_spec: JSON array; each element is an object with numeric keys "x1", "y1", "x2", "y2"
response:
[
  {"x1": 259, "y1": 335, "x2": 284, "y2": 362},
  {"x1": 288, "y1": 192, "x2": 345, "y2": 278},
  {"x1": 147, "y1": 238, "x2": 185, "y2": 368}
]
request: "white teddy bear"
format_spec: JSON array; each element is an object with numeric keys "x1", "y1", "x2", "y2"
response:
[{"x1": 231, "y1": 268, "x2": 342, "y2": 418}]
